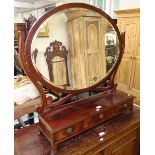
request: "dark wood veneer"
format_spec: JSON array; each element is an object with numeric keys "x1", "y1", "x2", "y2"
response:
[{"x1": 39, "y1": 90, "x2": 134, "y2": 150}]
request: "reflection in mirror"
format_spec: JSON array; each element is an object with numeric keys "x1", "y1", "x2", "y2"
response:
[{"x1": 31, "y1": 8, "x2": 119, "y2": 90}]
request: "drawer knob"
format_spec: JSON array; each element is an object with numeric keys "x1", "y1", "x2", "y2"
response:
[
  {"x1": 66, "y1": 127, "x2": 73, "y2": 134},
  {"x1": 93, "y1": 76, "x2": 97, "y2": 81},
  {"x1": 99, "y1": 114, "x2": 104, "y2": 119},
  {"x1": 123, "y1": 103, "x2": 127, "y2": 108}
]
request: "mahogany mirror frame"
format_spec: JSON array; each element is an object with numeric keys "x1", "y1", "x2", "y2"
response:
[{"x1": 23, "y1": 3, "x2": 124, "y2": 95}]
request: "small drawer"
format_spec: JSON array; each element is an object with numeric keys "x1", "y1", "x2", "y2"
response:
[
  {"x1": 54, "y1": 122, "x2": 83, "y2": 142},
  {"x1": 104, "y1": 108, "x2": 116, "y2": 118},
  {"x1": 84, "y1": 113, "x2": 105, "y2": 128}
]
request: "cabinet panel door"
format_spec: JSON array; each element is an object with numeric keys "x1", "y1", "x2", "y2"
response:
[
  {"x1": 116, "y1": 57, "x2": 132, "y2": 92},
  {"x1": 111, "y1": 138, "x2": 135, "y2": 155},
  {"x1": 116, "y1": 17, "x2": 139, "y2": 95},
  {"x1": 130, "y1": 59, "x2": 140, "y2": 98},
  {"x1": 133, "y1": 18, "x2": 140, "y2": 60},
  {"x1": 104, "y1": 129, "x2": 139, "y2": 155},
  {"x1": 117, "y1": 18, "x2": 137, "y2": 59},
  {"x1": 83, "y1": 17, "x2": 106, "y2": 86},
  {"x1": 130, "y1": 18, "x2": 140, "y2": 99}
]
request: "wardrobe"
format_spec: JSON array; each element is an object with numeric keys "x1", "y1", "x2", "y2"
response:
[
  {"x1": 115, "y1": 9, "x2": 140, "y2": 104},
  {"x1": 66, "y1": 9, "x2": 107, "y2": 89}
]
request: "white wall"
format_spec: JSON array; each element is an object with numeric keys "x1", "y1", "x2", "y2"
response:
[
  {"x1": 63, "y1": 0, "x2": 89, "y2": 3},
  {"x1": 119, "y1": 0, "x2": 140, "y2": 9},
  {"x1": 14, "y1": 8, "x2": 45, "y2": 23},
  {"x1": 31, "y1": 12, "x2": 69, "y2": 80},
  {"x1": 14, "y1": 13, "x2": 24, "y2": 23}
]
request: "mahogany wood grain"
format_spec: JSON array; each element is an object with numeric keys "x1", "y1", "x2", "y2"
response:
[
  {"x1": 38, "y1": 90, "x2": 134, "y2": 150},
  {"x1": 14, "y1": 105, "x2": 140, "y2": 155},
  {"x1": 40, "y1": 90, "x2": 133, "y2": 130}
]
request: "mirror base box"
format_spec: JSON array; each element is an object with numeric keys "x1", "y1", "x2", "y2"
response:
[{"x1": 38, "y1": 90, "x2": 134, "y2": 150}]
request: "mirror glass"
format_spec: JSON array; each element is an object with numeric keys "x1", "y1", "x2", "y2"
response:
[{"x1": 31, "y1": 8, "x2": 119, "y2": 90}]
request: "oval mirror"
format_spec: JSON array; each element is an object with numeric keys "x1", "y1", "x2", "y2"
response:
[{"x1": 25, "y1": 3, "x2": 122, "y2": 94}]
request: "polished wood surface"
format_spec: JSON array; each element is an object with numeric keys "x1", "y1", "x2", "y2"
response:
[
  {"x1": 115, "y1": 9, "x2": 140, "y2": 104},
  {"x1": 39, "y1": 90, "x2": 134, "y2": 150},
  {"x1": 40, "y1": 90, "x2": 133, "y2": 130},
  {"x1": 14, "y1": 105, "x2": 140, "y2": 155}
]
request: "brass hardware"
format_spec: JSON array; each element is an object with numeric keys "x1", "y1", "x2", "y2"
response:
[
  {"x1": 93, "y1": 76, "x2": 97, "y2": 81},
  {"x1": 89, "y1": 76, "x2": 97, "y2": 81},
  {"x1": 66, "y1": 127, "x2": 73, "y2": 134},
  {"x1": 99, "y1": 114, "x2": 104, "y2": 119}
]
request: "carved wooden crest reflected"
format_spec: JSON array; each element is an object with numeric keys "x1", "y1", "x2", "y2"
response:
[{"x1": 44, "y1": 40, "x2": 69, "y2": 88}]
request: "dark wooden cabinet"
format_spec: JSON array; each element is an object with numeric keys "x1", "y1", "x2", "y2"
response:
[
  {"x1": 39, "y1": 90, "x2": 134, "y2": 150},
  {"x1": 95, "y1": 127, "x2": 139, "y2": 155},
  {"x1": 14, "y1": 23, "x2": 26, "y2": 45},
  {"x1": 14, "y1": 105, "x2": 139, "y2": 155}
]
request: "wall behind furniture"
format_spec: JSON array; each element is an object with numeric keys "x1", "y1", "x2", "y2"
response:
[
  {"x1": 119, "y1": 0, "x2": 140, "y2": 9},
  {"x1": 31, "y1": 12, "x2": 69, "y2": 80}
]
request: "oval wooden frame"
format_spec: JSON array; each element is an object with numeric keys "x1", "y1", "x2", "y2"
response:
[{"x1": 24, "y1": 3, "x2": 123, "y2": 95}]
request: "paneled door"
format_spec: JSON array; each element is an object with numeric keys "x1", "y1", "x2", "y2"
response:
[
  {"x1": 130, "y1": 19, "x2": 140, "y2": 98},
  {"x1": 116, "y1": 19, "x2": 137, "y2": 93},
  {"x1": 83, "y1": 17, "x2": 106, "y2": 86},
  {"x1": 115, "y1": 9, "x2": 140, "y2": 104}
]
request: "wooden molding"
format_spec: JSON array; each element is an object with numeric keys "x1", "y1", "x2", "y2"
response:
[{"x1": 114, "y1": 8, "x2": 140, "y2": 18}]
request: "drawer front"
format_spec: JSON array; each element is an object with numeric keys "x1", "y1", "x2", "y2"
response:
[
  {"x1": 84, "y1": 113, "x2": 105, "y2": 128},
  {"x1": 54, "y1": 122, "x2": 83, "y2": 143},
  {"x1": 116, "y1": 102, "x2": 133, "y2": 113}
]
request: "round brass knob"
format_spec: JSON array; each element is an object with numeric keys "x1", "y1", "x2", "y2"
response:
[{"x1": 93, "y1": 76, "x2": 97, "y2": 81}]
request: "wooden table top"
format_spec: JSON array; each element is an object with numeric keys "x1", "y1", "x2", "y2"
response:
[{"x1": 14, "y1": 105, "x2": 140, "y2": 155}]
